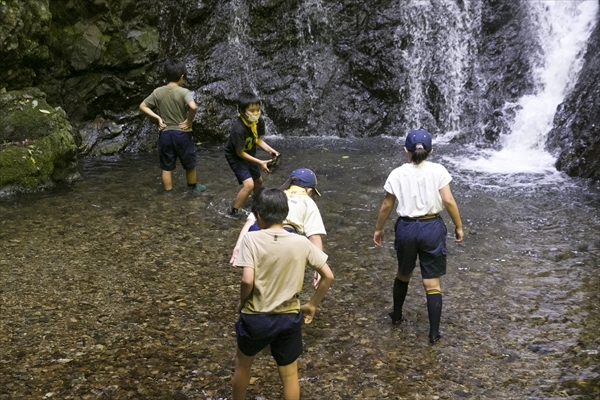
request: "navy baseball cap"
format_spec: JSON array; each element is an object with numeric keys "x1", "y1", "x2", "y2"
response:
[
  {"x1": 281, "y1": 168, "x2": 321, "y2": 196},
  {"x1": 405, "y1": 129, "x2": 432, "y2": 152}
]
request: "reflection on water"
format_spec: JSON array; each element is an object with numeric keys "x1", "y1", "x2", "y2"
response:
[{"x1": 1, "y1": 137, "x2": 598, "y2": 399}]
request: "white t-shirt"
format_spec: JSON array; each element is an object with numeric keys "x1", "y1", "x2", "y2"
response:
[
  {"x1": 383, "y1": 161, "x2": 452, "y2": 217},
  {"x1": 246, "y1": 186, "x2": 326, "y2": 237}
]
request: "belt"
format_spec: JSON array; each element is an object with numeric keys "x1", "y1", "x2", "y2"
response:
[
  {"x1": 283, "y1": 224, "x2": 298, "y2": 233},
  {"x1": 400, "y1": 214, "x2": 440, "y2": 222}
]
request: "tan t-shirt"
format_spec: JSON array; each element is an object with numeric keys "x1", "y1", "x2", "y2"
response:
[
  {"x1": 236, "y1": 228, "x2": 328, "y2": 314},
  {"x1": 142, "y1": 85, "x2": 194, "y2": 132}
]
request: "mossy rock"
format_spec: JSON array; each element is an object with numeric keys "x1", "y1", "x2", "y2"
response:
[{"x1": 0, "y1": 88, "x2": 80, "y2": 193}]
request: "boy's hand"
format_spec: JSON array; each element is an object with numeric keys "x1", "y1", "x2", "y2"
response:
[
  {"x1": 301, "y1": 303, "x2": 317, "y2": 324},
  {"x1": 158, "y1": 118, "x2": 166, "y2": 131},
  {"x1": 373, "y1": 229, "x2": 385, "y2": 246},
  {"x1": 178, "y1": 119, "x2": 192, "y2": 130},
  {"x1": 259, "y1": 160, "x2": 270, "y2": 173}
]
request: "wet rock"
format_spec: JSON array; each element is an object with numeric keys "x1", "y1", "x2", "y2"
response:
[
  {"x1": 0, "y1": 88, "x2": 80, "y2": 193},
  {"x1": 547, "y1": 20, "x2": 600, "y2": 181}
]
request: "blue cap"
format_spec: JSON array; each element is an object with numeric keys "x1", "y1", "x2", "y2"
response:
[
  {"x1": 405, "y1": 129, "x2": 432, "y2": 152},
  {"x1": 286, "y1": 168, "x2": 321, "y2": 196}
]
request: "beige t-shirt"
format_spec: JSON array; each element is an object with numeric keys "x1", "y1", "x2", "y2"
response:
[
  {"x1": 142, "y1": 85, "x2": 194, "y2": 132},
  {"x1": 236, "y1": 228, "x2": 328, "y2": 314},
  {"x1": 383, "y1": 161, "x2": 452, "y2": 217}
]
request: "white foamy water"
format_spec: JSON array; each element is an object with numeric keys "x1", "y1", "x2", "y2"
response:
[{"x1": 454, "y1": 0, "x2": 598, "y2": 181}]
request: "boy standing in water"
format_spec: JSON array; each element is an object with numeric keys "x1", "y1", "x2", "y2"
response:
[
  {"x1": 373, "y1": 129, "x2": 463, "y2": 344},
  {"x1": 232, "y1": 188, "x2": 334, "y2": 400},
  {"x1": 139, "y1": 60, "x2": 206, "y2": 194},
  {"x1": 225, "y1": 92, "x2": 279, "y2": 215}
]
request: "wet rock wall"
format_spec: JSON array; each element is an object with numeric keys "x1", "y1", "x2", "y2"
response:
[{"x1": 0, "y1": 0, "x2": 598, "y2": 179}]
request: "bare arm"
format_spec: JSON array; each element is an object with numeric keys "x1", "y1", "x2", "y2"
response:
[
  {"x1": 301, "y1": 263, "x2": 334, "y2": 324},
  {"x1": 307, "y1": 234, "x2": 323, "y2": 250},
  {"x1": 256, "y1": 138, "x2": 279, "y2": 157},
  {"x1": 440, "y1": 184, "x2": 464, "y2": 243},
  {"x1": 230, "y1": 218, "x2": 256, "y2": 265},
  {"x1": 238, "y1": 267, "x2": 254, "y2": 313},
  {"x1": 139, "y1": 102, "x2": 166, "y2": 131},
  {"x1": 178, "y1": 100, "x2": 197, "y2": 130},
  {"x1": 236, "y1": 148, "x2": 271, "y2": 173},
  {"x1": 373, "y1": 192, "x2": 396, "y2": 246},
  {"x1": 308, "y1": 234, "x2": 324, "y2": 288}
]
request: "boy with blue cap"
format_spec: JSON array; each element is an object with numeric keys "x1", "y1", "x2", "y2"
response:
[{"x1": 230, "y1": 168, "x2": 326, "y2": 287}]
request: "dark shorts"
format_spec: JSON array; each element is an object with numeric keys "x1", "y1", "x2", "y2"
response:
[
  {"x1": 158, "y1": 130, "x2": 197, "y2": 171},
  {"x1": 235, "y1": 312, "x2": 303, "y2": 366},
  {"x1": 225, "y1": 155, "x2": 261, "y2": 184},
  {"x1": 394, "y1": 216, "x2": 447, "y2": 279}
]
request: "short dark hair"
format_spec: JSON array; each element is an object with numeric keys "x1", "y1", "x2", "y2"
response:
[
  {"x1": 162, "y1": 60, "x2": 187, "y2": 83},
  {"x1": 252, "y1": 188, "x2": 289, "y2": 227},
  {"x1": 237, "y1": 92, "x2": 261, "y2": 113}
]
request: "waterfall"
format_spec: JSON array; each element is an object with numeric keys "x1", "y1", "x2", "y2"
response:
[
  {"x1": 457, "y1": 0, "x2": 598, "y2": 177},
  {"x1": 395, "y1": 0, "x2": 480, "y2": 133}
]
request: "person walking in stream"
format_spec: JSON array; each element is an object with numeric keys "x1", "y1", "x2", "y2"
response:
[
  {"x1": 139, "y1": 59, "x2": 206, "y2": 194},
  {"x1": 224, "y1": 92, "x2": 279, "y2": 216},
  {"x1": 373, "y1": 129, "x2": 464, "y2": 344}
]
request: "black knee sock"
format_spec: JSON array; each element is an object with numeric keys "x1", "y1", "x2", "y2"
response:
[
  {"x1": 390, "y1": 279, "x2": 409, "y2": 321},
  {"x1": 426, "y1": 290, "x2": 442, "y2": 341}
]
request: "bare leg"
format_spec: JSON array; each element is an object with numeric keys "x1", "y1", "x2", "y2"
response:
[
  {"x1": 277, "y1": 361, "x2": 299, "y2": 400},
  {"x1": 232, "y1": 347, "x2": 256, "y2": 400},
  {"x1": 252, "y1": 176, "x2": 263, "y2": 196},
  {"x1": 162, "y1": 170, "x2": 173, "y2": 191},
  {"x1": 233, "y1": 177, "x2": 255, "y2": 209},
  {"x1": 185, "y1": 168, "x2": 197, "y2": 185}
]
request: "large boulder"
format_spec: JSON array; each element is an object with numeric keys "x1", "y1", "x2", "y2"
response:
[{"x1": 0, "y1": 88, "x2": 80, "y2": 193}]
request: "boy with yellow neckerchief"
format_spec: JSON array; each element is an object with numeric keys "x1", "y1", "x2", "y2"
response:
[{"x1": 224, "y1": 92, "x2": 279, "y2": 216}]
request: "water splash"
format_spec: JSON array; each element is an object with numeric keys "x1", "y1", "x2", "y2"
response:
[{"x1": 456, "y1": 0, "x2": 598, "y2": 180}]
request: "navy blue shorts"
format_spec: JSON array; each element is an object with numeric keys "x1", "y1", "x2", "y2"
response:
[
  {"x1": 235, "y1": 312, "x2": 303, "y2": 366},
  {"x1": 394, "y1": 216, "x2": 447, "y2": 279},
  {"x1": 158, "y1": 130, "x2": 197, "y2": 171},
  {"x1": 225, "y1": 155, "x2": 261, "y2": 184}
]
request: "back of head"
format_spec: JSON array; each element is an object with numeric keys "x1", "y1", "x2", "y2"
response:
[
  {"x1": 237, "y1": 92, "x2": 261, "y2": 113},
  {"x1": 252, "y1": 188, "x2": 289, "y2": 227},
  {"x1": 162, "y1": 60, "x2": 187, "y2": 83},
  {"x1": 280, "y1": 168, "x2": 321, "y2": 196},
  {"x1": 404, "y1": 129, "x2": 432, "y2": 165}
]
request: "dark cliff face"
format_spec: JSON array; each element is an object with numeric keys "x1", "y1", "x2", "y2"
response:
[
  {"x1": 546, "y1": 19, "x2": 600, "y2": 180},
  {"x1": 0, "y1": 0, "x2": 598, "y2": 179}
]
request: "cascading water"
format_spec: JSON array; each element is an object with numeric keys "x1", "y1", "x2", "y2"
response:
[
  {"x1": 394, "y1": 0, "x2": 481, "y2": 133},
  {"x1": 451, "y1": 0, "x2": 598, "y2": 183}
]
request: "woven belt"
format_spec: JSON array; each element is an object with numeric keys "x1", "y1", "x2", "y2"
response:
[
  {"x1": 283, "y1": 224, "x2": 298, "y2": 233},
  {"x1": 400, "y1": 214, "x2": 440, "y2": 222}
]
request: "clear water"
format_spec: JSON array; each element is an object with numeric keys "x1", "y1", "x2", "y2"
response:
[{"x1": 1, "y1": 137, "x2": 598, "y2": 399}]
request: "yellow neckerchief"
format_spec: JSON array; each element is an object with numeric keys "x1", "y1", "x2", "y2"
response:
[
  {"x1": 284, "y1": 185, "x2": 309, "y2": 197},
  {"x1": 239, "y1": 114, "x2": 258, "y2": 140}
]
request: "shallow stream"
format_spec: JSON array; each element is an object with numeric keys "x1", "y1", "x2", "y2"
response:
[{"x1": 1, "y1": 137, "x2": 598, "y2": 399}]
